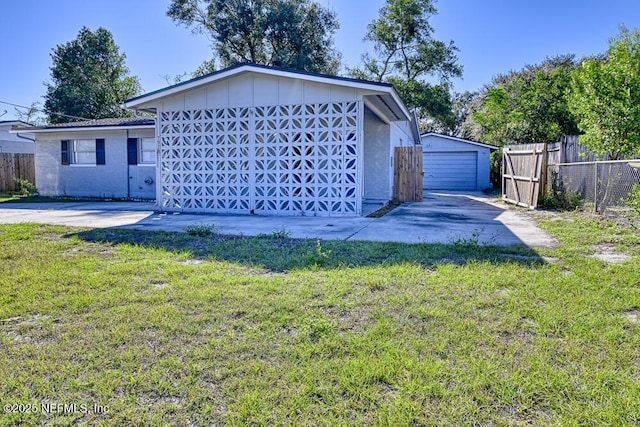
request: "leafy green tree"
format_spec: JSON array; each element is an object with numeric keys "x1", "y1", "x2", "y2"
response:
[
  {"x1": 44, "y1": 27, "x2": 141, "y2": 124},
  {"x1": 569, "y1": 27, "x2": 640, "y2": 159},
  {"x1": 351, "y1": 0, "x2": 462, "y2": 132},
  {"x1": 448, "y1": 91, "x2": 480, "y2": 138},
  {"x1": 473, "y1": 55, "x2": 579, "y2": 146},
  {"x1": 167, "y1": 0, "x2": 341, "y2": 74}
]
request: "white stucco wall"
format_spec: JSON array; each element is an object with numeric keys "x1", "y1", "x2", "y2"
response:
[
  {"x1": 35, "y1": 128, "x2": 155, "y2": 198},
  {"x1": 421, "y1": 134, "x2": 493, "y2": 190}
]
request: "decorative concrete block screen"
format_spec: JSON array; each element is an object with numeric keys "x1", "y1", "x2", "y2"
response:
[{"x1": 159, "y1": 101, "x2": 360, "y2": 216}]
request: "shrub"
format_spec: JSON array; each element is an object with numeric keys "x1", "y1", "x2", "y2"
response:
[
  {"x1": 184, "y1": 223, "x2": 217, "y2": 237},
  {"x1": 624, "y1": 184, "x2": 640, "y2": 216},
  {"x1": 13, "y1": 178, "x2": 36, "y2": 196},
  {"x1": 257, "y1": 228, "x2": 291, "y2": 239}
]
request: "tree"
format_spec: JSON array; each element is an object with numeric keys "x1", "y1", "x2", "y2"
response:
[
  {"x1": 44, "y1": 27, "x2": 141, "y2": 124},
  {"x1": 15, "y1": 102, "x2": 46, "y2": 126},
  {"x1": 448, "y1": 91, "x2": 479, "y2": 138},
  {"x1": 473, "y1": 55, "x2": 579, "y2": 147},
  {"x1": 569, "y1": 27, "x2": 640, "y2": 159},
  {"x1": 167, "y1": 0, "x2": 341, "y2": 74},
  {"x1": 351, "y1": 0, "x2": 462, "y2": 132}
]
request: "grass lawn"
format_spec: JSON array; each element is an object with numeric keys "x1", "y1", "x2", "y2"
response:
[{"x1": 0, "y1": 211, "x2": 639, "y2": 426}]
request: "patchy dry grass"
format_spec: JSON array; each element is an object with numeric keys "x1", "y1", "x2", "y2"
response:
[{"x1": 0, "y1": 211, "x2": 638, "y2": 426}]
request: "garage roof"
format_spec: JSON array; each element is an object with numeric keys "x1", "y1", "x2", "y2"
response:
[{"x1": 421, "y1": 132, "x2": 498, "y2": 150}]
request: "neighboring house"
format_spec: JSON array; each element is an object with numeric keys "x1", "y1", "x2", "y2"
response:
[
  {"x1": 0, "y1": 121, "x2": 34, "y2": 153},
  {"x1": 15, "y1": 117, "x2": 156, "y2": 199},
  {"x1": 123, "y1": 63, "x2": 420, "y2": 217},
  {"x1": 421, "y1": 133, "x2": 497, "y2": 191}
]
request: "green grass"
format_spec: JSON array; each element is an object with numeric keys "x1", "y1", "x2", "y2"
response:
[
  {"x1": 0, "y1": 195, "x2": 153, "y2": 204},
  {"x1": 0, "y1": 193, "x2": 19, "y2": 203},
  {"x1": 0, "y1": 211, "x2": 639, "y2": 426},
  {"x1": 0, "y1": 194, "x2": 74, "y2": 203}
]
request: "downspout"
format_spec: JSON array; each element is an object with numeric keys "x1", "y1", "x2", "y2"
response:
[{"x1": 16, "y1": 133, "x2": 35, "y2": 142}]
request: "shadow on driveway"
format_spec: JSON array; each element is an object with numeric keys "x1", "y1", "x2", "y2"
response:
[
  {"x1": 0, "y1": 192, "x2": 557, "y2": 248},
  {"x1": 359, "y1": 191, "x2": 558, "y2": 248}
]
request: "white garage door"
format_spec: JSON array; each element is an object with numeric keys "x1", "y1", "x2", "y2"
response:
[{"x1": 423, "y1": 151, "x2": 477, "y2": 190}]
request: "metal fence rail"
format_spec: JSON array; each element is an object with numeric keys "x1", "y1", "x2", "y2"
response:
[{"x1": 550, "y1": 159, "x2": 640, "y2": 213}]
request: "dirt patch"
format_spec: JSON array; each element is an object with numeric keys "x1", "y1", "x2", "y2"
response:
[
  {"x1": 495, "y1": 288, "x2": 510, "y2": 297},
  {"x1": 1, "y1": 314, "x2": 54, "y2": 346},
  {"x1": 591, "y1": 244, "x2": 632, "y2": 264},
  {"x1": 606, "y1": 208, "x2": 640, "y2": 230},
  {"x1": 623, "y1": 310, "x2": 638, "y2": 324},
  {"x1": 177, "y1": 259, "x2": 203, "y2": 266}
]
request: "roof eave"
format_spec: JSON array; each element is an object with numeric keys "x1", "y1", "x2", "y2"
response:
[
  {"x1": 10, "y1": 124, "x2": 155, "y2": 134},
  {"x1": 123, "y1": 64, "x2": 398, "y2": 111}
]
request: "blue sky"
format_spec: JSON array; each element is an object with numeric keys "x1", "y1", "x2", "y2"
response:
[{"x1": 1, "y1": 0, "x2": 639, "y2": 121}]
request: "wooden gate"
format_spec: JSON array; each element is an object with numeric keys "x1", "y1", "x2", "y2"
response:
[
  {"x1": 0, "y1": 153, "x2": 35, "y2": 192},
  {"x1": 394, "y1": 146, "x2": 423, "y2": 202},
  {"x1": 502, "y1": 144, "x2": 547, "y2": 208}
]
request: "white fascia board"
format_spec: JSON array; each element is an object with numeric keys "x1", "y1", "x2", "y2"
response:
[
  {"x1": 11, "y1": 125, "x2": 155, "y2": 134},
  {"x1": 387, "y1": 90, "x2": 412, "y2": 121}
]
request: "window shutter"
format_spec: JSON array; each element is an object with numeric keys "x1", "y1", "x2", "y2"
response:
[
  {"x1": 61, "y1": 140, "x2": 70, "y2": 165},
  {"x1": 127, "y1": 138, "x2": 138, "y2": 165},
  {"x1": 96, "y1": 139, "x2": 106, "y2": 165}
]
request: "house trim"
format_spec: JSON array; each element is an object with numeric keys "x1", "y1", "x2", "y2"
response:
[{"x1": 13, "y1": 124, "x2": 155, "y2": 134}]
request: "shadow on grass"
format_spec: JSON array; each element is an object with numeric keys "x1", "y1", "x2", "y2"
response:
[{"x1": 69, "y1": 228, "x2": 545, "y2": 272}]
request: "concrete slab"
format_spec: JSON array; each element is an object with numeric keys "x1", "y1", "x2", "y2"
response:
[
  {"x1": 0, "y1": 202, "x2": 156, "y2": 228},
  {"x1": 0, "y1": 192, "x2": 558, "y2": 248},
  {"x1": 129, "y1": 211, "x2": 375, "y2": 241},
  {"x1": 351, "y1": 192, "x2": 557, "y2": 247}
]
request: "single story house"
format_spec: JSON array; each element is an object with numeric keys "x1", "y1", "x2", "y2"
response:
[
  {"x1": 18, "y1": 117, "x2": 156, "y2": 199},
  {"x1": 0, "y1": 121, "x2": 34, "y2": 153},
  {"x1": 421, "y1": 132, "x2": 497, "y2": 191},
  {"x1": 14, "y1": 64, "x2": 421, "y2": 216},
  {"x1": 122, "y1": 63, "x2": 420, "y2": 216}
]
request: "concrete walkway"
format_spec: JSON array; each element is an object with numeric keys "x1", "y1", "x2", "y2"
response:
[{"x1": 0, "y1": 192, "x2": 557, "y2": 248}]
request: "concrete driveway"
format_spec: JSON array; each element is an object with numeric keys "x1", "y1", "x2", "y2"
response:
[{"x1": 0, "y1": 192, "x2": 557, "y2": 248}]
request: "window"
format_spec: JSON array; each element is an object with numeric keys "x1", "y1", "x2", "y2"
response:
[
  {"x1": 72, "y1": 139, "x2": 96, "y2": 164},
  {"x1": 61, "y1": 139, "x2": 105, "y2": 165},
  {"x1": 139, "y1": 138, "x2": 156, "y2": 165},
  {"x1": 128, "y1": 138, "x2": 156, "y2": 165}
]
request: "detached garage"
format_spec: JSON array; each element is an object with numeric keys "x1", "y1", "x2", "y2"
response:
[{"x1": 421, "y1": 133, "x2": 497, "y2": 191}]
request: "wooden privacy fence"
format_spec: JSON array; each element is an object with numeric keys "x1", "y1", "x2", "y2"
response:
[
  {"x1": 502, "y1": 143, "x2": 547, "y2": 208},
  {"x1": 394, "y1": 146, "x2": 423, "y2": 202},
  {"x1": 0, "y1": 153, "x2": 35, "y2": 192}
]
